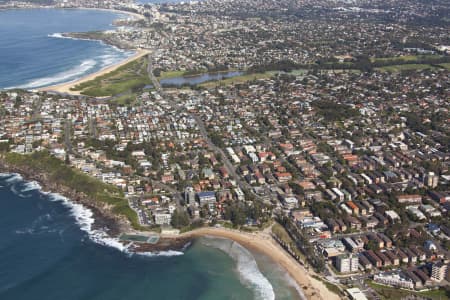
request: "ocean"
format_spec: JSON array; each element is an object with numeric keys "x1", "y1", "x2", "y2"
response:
[
  {"x1": 0, "y1": 173, "x2": 302, "y2": 300},
  {"x1": 0, "y1": 9, "x2": 134, "y2": 90}
]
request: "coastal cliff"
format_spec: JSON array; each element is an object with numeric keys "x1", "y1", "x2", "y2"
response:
[
  {"x1": 0, "y1": 155, "x2": 130, "y2": 236},
  {"x1": 62, "y1": 31, "x2": 133, "y2": 50},
  {"x1": 0, "y1": 153, "x2": 193, "y2": 253}
]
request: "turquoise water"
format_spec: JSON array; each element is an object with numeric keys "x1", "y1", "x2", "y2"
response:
[
  {"x1": 0, "y1": 174, "x2": 302, "y2": 299},
  {"x1": 0, "y1": 9, "x2": 134, "y2": 89}
]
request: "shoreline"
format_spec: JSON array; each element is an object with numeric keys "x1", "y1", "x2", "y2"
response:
[
  {"x1": 0, "y1": 6, "x2": 145, "y2": 21},
  {"x1": 173, "y1": 227, "x2": 341, "y2": 300},
  {"x1": 69, "y1": 7, "x2": 145, "y2": 21},
  {"x1": 0, "y1": 157, "x2": 340, "y2": 300},
  {"x1": 38, "y1": 49, "x2": 150, "y2": 95},
  {"x1": 0, "y1": 158, "x2": 131, "y2": 237},
  {"x1": 0, "y1": 6, "x2": 147, "y2": 95}
]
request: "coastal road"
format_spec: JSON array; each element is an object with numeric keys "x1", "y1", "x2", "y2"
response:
[
  {"x1": 147, "y1": 53, "x2": 162, "y2": 91},
  {"x1": 192, "y1": 114, "x2": 260, "y2": 200}
]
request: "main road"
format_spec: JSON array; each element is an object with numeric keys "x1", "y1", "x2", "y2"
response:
[{"x1": 146, "y1": 52, "x2": 262, "y2": 201}]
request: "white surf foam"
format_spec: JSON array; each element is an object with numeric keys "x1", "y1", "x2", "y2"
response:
[
  {"x1": 100, "y1": 53, "x2": 120, "y2": 67},
  {"x1": 48, "y1": 32, "x2": 64, "y2": 38},
  {"x1": 21, "y1": 181, "x2": 42, "y2": 192},
  {"x1": 1, "y1": 174, "x2": 183, "y2": 257},
  {"x1": 44, "y1": 192, "x2": 182, "y2": 256},
  {"x1": 135, "y1": 250, "x2": 184, "y2": 257},
  {"x1": 201, "y1": 237, "x2": 275, "y2": 300},
  {"x1": 44, "y1": 192, "x2": 130, "y2": 251},
  {"x1": 0, "y1": 173, "x2": 15, "y2": 178},
  {"x1": 48, "y1": 32, "x2": 131, "y2": 54},
  {"x1": 47, "y1": 32, "x2": 95, "y2": 42},
  {"x1": 3, "y1": 173, "x2": 23, "y2": 184},
  {"x1": 13, "y1": 59, "x2": 97, "y2": 89}
]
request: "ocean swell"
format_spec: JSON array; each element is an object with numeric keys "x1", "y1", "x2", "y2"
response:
[
  {"x1": 1, "y1": 173, "x2": 181, "y2": 257},
  {"x1": 201, "y1": 237, "x2": 275, "y2": 300},
  {"x1": 12, "y1": 59, "x2": 97, "y2": 89}
]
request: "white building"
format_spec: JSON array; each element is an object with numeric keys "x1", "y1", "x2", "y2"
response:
[
  {"x1": 154, "y1": 210, "x2": 172, "y2": 225},
  {"x1": 335, "y1": 254, "x2": 359, "y2": 273}
]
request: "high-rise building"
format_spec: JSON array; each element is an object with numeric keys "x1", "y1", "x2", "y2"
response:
[
  {"x1": 184, "y1": 187, "x2": 196, "y2": 206},
  {"x1": 424, "y1": 172, "x2": 439, "y2": 188}
]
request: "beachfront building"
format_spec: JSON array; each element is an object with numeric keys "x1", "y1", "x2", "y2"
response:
[
  {"x1": 197, "y1": 191, "x2": 217, "y2": 206},
  {"x1": 154, "y1": 210, "x2": 172, "y2": 225}
]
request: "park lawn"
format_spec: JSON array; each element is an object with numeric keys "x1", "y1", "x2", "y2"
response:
[
  {"x1": 325, "y1": 69, "x2": 361, "y2": 74},
  {"x1": 71, "y1": 57, "x2": 151, "y2": 97},
  {"x1": 158, "y1": 70, "x2": 187, "y2": 79},
  {"x1": 370, "y1": 54, "x2": 443, "y2": 63},
  {"x1": 439, "y1": 63, "x2": 450, "y2": 70},
  {"x1": 81, "y1": 77, "x2": 150, "y2": 97},
  {"x1": 199, "y1": 72, "x2": 275, "y2": 88},
  {"x1": 110, "y1": 92, "x2": 140, "y2": 106},
  {"x1": 376, "y1": 64, "x2": 438, "y2": 72},
  {"x1": 367, "y1": 281, "x2": 449, "y2": 300}
]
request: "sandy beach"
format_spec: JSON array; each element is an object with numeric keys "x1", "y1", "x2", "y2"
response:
[
  {"x1": 39, "y1": 49, "x2": 150, "y2": 95},
  {"x1": 74, "y1": 7, "x2": 145, "y2": 21},
  {"x1": 169, "y1": 227, "x2": 341, "y2": 300}
]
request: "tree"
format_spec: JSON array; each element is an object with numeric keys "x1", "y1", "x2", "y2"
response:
[
  {"x1": 171, "y1": 209, "x2": 190, "y2": 228},
  {"x1": 366, "y1": 240, "x2": 379, "y2": 251},
  {"x1": 225, "y1": 203, "x2": 246, "y2": 226}
]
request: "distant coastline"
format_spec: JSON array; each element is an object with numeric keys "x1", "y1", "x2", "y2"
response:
[
  {"x1": 0, "y1": 6, "x2": 144, "y2": 21},
  {"x1": 0, "y1": 6, "x2": 145, "y2": 93}
]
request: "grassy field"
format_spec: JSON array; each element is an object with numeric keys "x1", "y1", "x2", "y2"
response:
[
  {"x1": 370, "y1": 54, "x2": 443, "y2": 63},
  {"x1": 158, "y1": 70, "x2": 187, "y2": 79},
  {"x1": 199, "y1": 72, "x2": 275, "y2": 88},
  {"x1": 4, "y1": 151, "x2": 145, "y2": 230},
  {"x1": 439, "y1": 63, "x2": 450, "y2": 70},
  {"x1": 367, "y1": 281, "x2": 449, "y2": 300},
  {"x1": 376, "y1": 64, "x2": 439, "y2": 72},
  {"x1": 110, "y1": 92, "x2": 141, "y2": 106},
  {"x1": 70, "y1": 57, "x2": 151, "y2": 97}
]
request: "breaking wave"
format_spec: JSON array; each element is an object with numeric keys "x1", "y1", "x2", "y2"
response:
[
  {"x1": 11, "y1": 59, "x2": 97, "y2": 89},
  {"x1": 48, "y1": 32, "x2": 96, "y2": 42},
  {"x1": 21, "y1": 181, "x2": 42, "y2": 192},
  {"x1": 3, "y1": 173, "x2": 23, "y2": 184},
  {"x1": 201, "y1": 237, "x2": 275, "y2": 300},
  {"x1": 1, "y1": 173, "x2": 182, "y2": 257},
  {"x1": 136, "y1": 250, "x2": 184, "y2": 257}
]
